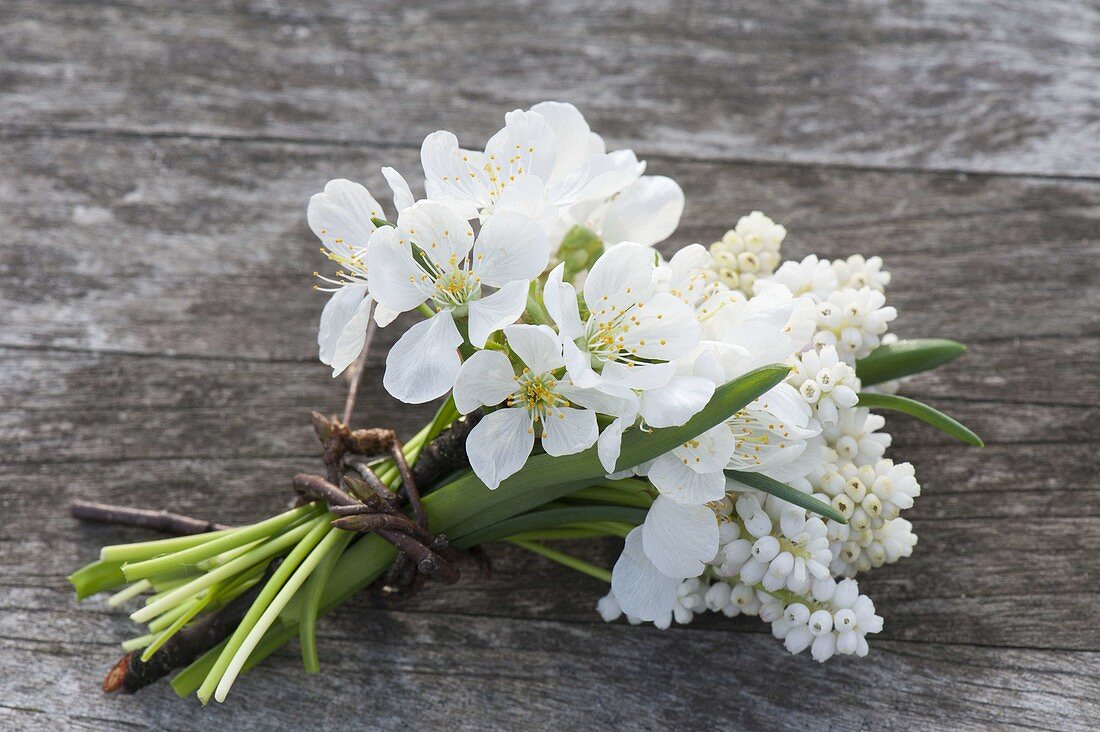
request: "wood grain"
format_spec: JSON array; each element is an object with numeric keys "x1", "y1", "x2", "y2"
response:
[
  {"x1": 3, "y1": 0, "x2": 1099, "y2": 176},
  {"x1": 2, "y1": 0, "x2": 1098, "y2": 728}
]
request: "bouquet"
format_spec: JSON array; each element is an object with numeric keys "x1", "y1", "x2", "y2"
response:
[{"x1": 69, "y1": 102, "x2": 982, "y2": 703}]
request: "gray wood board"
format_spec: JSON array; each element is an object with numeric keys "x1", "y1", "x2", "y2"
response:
[
  {"x1": 2, "y1": 0, "x2": 1100, "y2": 176},
  {"x1": 2, "y1": 0, "x2": 1098, "y2": 728}
]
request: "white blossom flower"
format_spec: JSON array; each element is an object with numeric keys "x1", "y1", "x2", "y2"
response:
[
  {"x1": 813, "y1": 286, "x2": 897, "y2": 362},
  {"x1": 610, "y1": 526, "x2": 683, "y2": 622},
  {"x1": 570, "y1": 175, "x2": 685, "y2": 248},
  {"x1": 786, "y1": 345, "x2": 860, "y2": 424},
  {"x1": 367, "y1": 200, "x2": 550, "y2": 403},
  {"x1": 420, "y1": 103, "x2": 644, "y2": 229},
  {"x1": 767, "y1": 254, "x2": 839, "y2": 300},
  {"x1": 657, "y1": 244, "x2": 743, "y2": 327},
  {"x1": 708, "y1": 211, "x2": 786, "y2": 295},
  {"x1": 832, "y1": 254, "x2": 891, "y2": 292},
  {"x1": 452, "y1": 324, "x2": 630, "y2": 489},
  {"x1": 308, "y1": 179, "x2": 403, "y2": 376},
  {"x1": 544, "y1": 243, "x2": 705, "y2": 428}
]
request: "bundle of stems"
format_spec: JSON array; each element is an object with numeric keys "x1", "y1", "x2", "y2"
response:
[{"x1": 71, "y1": 361, "x2": 792, "y2": 702}]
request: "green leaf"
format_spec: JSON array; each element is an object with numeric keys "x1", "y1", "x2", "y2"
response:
[
  {"x1": 425, "y1": 363, "x2": 792, "y2": 539},
  {"x1": 856, "y1": 392, "x2": 984, "y2": 447},
  {"x1": 726, "y1": 470, "x2": 847, "y2": 523},
  {"x1": 453, "y1": 505, "x2": 649, "y2": 548},
  {"x1": 281, "y1": 364, "x2": 791, "y2": 626},
  {"x1": 856, "y1": 339, "x2": 966, "y2": 386}
]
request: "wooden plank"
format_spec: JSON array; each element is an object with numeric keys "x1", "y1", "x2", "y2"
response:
[
  {"x1": 2, "y1": 136, "x2": 1097, "y2": 365},
  {"x1": 3, "y1": 1, "x2": 1099, "y2": 176},
  {"x1": 0, "y1": 603, "x2": 1095, "y2": 731},
  {"x1": 1, "y1": 433, "x2": 1097, "y2": 651},
  {"x1": 0, "y1": 348, "x2": 1094, "y2": 464}
]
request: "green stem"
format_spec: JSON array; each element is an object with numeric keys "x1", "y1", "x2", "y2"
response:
[
  {"x1": 299, "y1": 530, "x2": 353, "y2": 674},
  {"x1": 211, "y1": 525, "x2": 346, "y2": 703},
  {"x1": 100, "y1": 529, "x2": 236, "y2": 564},
  {"x1": 131, "y1": 512, "x2": 323, "y2": 625},
  {"x1": 507, "y1": 539, "x2": 612, "y2": 583},
  {"x1": 195, "y1": 517, "x2": 333, "y2": 703},
  {"x1": 121, "y1": 505, "x2": 317, "y2": 582}
]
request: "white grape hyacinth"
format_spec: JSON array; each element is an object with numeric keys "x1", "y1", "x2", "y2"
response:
[
  {"x1": 831, "y1": 254, "x2": 891, "y2": 292},
  {"x1": 367, "y1": 200, "x2": 550, "y2": 403},
  {"x1": 786, "y1": 345, "x2": 860, "y2": 424},
  {"x1": 813, "y1": 286, "x2": 897, "y2": 363},
  {"x1": 707, "y1": 211, "x2": 787, "y2": 295},
  {"x1": 821, "y1": 407, "x2": 892, "y2": 466}
]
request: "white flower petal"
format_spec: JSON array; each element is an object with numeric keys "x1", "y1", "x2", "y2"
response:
[
  {"x1": 318, "y1": 285, "x2": 371, "y2": 376},
  {"x1": 624, "y1": 292, "x2": 701, "y2": 361},
  {"x1": 473, "y1": 211, "x2": 550, "y2": 288},
  {"x1": 597, "y1": 416, "x2": 629, "y2": 474},
  {"x1": 307, "y1": 179, "x2": 382, "y2": 248},
  {"x1": 467, "y1": 280, "x2": 530, "y2": 348},
  {"x1": 647, "y1": 455, "x2": 727, "y2": 504},
  {"x1": 529, "y1": 101, "x2": 592, "y2": 183},
  {"x1": 453, "y1": 350, "x2": 517, "y2": 414},
  {"x1": 467, "y1": 407, "x2": 535, "y2": 490},
  {"x1": 754, "y1": 383, "x2": 812, "y2": 430},
  {"x1": 639, "y1": 375, "x2": 715, "y2": 428},
  {"x1": 382, "y1": 311, "x2": 463, "y2": 403},
  {"x1": 503, "y1": 323, "x2": 565, "y2": 375},
  {"x1": 600, "y1": 360, "x2": 676, "y2": 391},
  {"x1": 642, "y1": 497, "x2": 719, "y2": 578},
  {"x1": 558, "y1": 383, "x2": 638, "y2": 420},
  {"x1": 493, "y1": 175, "x2": 554, "y2": 222},
  {"x1": 563, "y1": 337, "x2": 600, "y2": 388},
  {"x1": 600, "y1": 176, "x2": 684, "y2": 247},
  {"x1": 544, "y1": 263, "x2": 584, "y2": 339},
  {"x1": 484, "y1": 109, "x2": 557, "y2": 187},
  {"x1": 548, "y1": 150, "x2": 645, "y2": 208},
  {"x1": 714, "y1": 284, "x2": 801, "y2": 369},
  {"x1": 381, "y1": 166, "x2": 415, "y2": 213},
  {"x1": 373, "y1": 303, "x2": 402, "y2": 327},
  {"x1": 611, "y1": 527, "x2": 680, "y2": 622},
  {"x1": 540, "y1": 407, "x2": 598, "y2": 456},
  {"x1": 676, "y1": 424, "x2": 736, "y2": 473},
  {"x1": 365, "y1": 226, "x2": 431, "y2": 313},
  {"x1": 420, "y1": 130, "x2": 487, "y2": 219},
  {"x1": 583, "y1": 242, "x2": 655, "y2": 314},
  {"x1": 397, "y1": 200, "x2": 475, "y2": 270}
]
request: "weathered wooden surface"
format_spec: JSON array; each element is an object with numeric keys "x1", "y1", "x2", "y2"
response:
[{"x1": 2, "y1": 0, "x2": 1098, "y2": 729}]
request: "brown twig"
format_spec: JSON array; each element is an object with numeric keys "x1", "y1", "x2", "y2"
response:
[
  {"x1": 71, "y1": 500, "x2": 230, "y2": 535},
  {"x1": 390, "y1": 440, "x2": 427, "y2": 530},
  {"x1": 408, "y1": 412, "x2": 482, "y2": 489},
  {"x1": 291, "y1": 474, "x2": 358, "y2": 507},
  {"x1": 341, "y1": 306, "x2": 377, "y2": 425},
  {"x1": 104, "y1": 560, "x2": 280, "y2": 693}
]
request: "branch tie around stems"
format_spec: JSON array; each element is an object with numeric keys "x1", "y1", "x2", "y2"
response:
[{"x1": 291, "y1": 472, "x2": 459, "y2": 589}]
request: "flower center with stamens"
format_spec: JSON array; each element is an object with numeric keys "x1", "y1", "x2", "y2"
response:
[
  {"x1": 507, "y1": 371, "x2": 570, "y2": 430},
  {"x1": 583, "y1": 302, "x2": 655, "y2": 366},
  {"x1": 313, "y1": 236, "x2": 369, "y2": 292}
]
